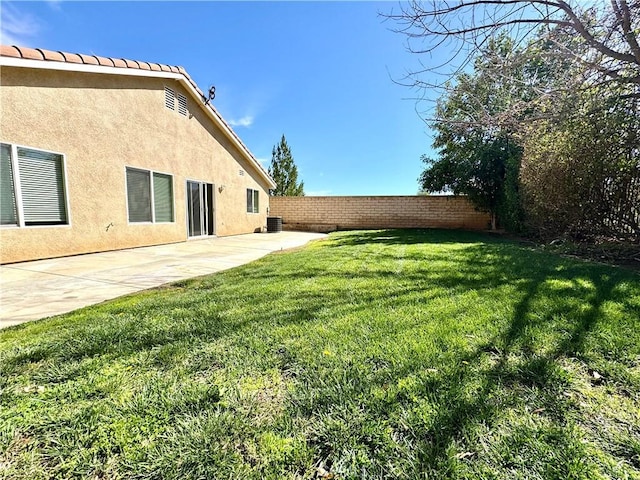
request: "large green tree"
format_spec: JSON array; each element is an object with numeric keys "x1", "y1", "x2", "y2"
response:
[
  {"x1": 419, "y1": 36, "x2": 530, "y2": 231},
  {"x1": 418, "y1": 25, "x2": 640, "y2": 240},
  {"x1": 268, "y1": 135, "x2": 304, "y2": 196},
  {"x1": 420, "y1": 134, "x2": 521, "y2": 231}
]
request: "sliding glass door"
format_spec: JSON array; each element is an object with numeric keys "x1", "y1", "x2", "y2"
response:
[{"x1": 187, "y1": 180, "x2": 214, "y2": 237}]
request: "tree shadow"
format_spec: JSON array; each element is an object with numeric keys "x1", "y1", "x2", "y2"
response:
[
  {"x1": 401, "y1": 265, "x2": 624, "y2": 474},
  {"x1": 275, "y1": 231, "x2": 638, "y2": 476},
  {"x1": 324, "y1": 228, "x2": 503, "y2": 247},
  {"x1": 1, "y1": 229, "x2": 638, "y2": 477}
]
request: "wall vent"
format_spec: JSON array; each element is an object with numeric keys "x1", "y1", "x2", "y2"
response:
[
  {"x1": 239, "y1": 169, "x2": 245, "y2": 176},
  {"x1": 177, "y1": 93, "x2": 188, "y2": 116},
  {"x1": 164, "y1": 87, "x2": 175, "y2": 110}
]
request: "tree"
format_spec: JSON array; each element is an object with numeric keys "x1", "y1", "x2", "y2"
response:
[
  {"x1": 520, "y1": 89, "x2": 640, "y2": 241},
  {"x1": 386, "y1": 0, "x2": 640, "y2": 120},
  {"x1": 420, "y1": 132, "x2": 522, "y2": 231},
  {"x1": 391, "y1": 2, "x2": 639, "y2": 239},
  {"x1": 419, "y1": 36, "x2": 532, "y2": 231},
  {"x1": 420, "y1": 31, "x2": 639, "y2": 239},
  {"x1": 268, "y1": 135, "x2": 304, "y2": 196}
]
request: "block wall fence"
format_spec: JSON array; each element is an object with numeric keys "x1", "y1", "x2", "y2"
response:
[{"x1": 269, "y1": 195, "x2": 491, "y2": 232}]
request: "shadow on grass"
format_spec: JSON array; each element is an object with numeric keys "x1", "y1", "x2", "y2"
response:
[
  {"x1": 0, "y1": 279, "x2": 370, "y2": 373},
  {"x1": 1, "y1": 229, "x2": 638, "y2": 477},
  {"x1": 398, "y1": 260, "x2": 624, "y2": 475},
  {"x1": 324, "y1": 228, "x2": 500, "y2": 247},
  {"x1": 283, "y1": 230, "x2": 639, "y2": 476}
]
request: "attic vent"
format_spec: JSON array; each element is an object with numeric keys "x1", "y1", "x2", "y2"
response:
[
  {"x1": 239, "y1": 169, "x2": 245, "y2": 176},
  {"x1": 177, "y1": 93, "x2": 188, "y2": 116},
  {"x1": 165, "y1": 87, "x2": 175, "y2": 110}
]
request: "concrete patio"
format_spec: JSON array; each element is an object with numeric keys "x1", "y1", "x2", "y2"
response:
[{"x1": 0, "y1": 231, "x2": 326, "y2": 328}]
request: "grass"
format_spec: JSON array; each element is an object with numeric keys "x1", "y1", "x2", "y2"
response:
[{"x1": 1, "y1": 229, "x2": 639, "y2": 480}]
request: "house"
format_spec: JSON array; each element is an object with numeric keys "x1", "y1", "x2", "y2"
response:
[{"x1": 0, "y1": 45, "x2": 276, "y2": 264}]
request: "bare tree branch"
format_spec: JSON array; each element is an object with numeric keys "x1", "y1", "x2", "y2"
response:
[
  {"x1": 384, "y1": 0, "x2": 640, "y2": 89},
  {"x1": 382, "y1": 0, "x2": 640, "y2": 132}
]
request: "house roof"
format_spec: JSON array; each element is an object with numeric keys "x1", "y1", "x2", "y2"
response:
[{"x1": 0, "y1": 45, "x2": 276, "y2": 189}]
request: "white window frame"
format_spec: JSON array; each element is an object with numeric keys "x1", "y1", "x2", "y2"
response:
[
  {"x1": 246, "y1": 188, "x2": 259, "y2": 214},
  {"x1": 1, "y1": 142, "x2": 71, "y2": 229},
  {"x1": 124, "y1": 166, "x2": 175, "y2": 224}
]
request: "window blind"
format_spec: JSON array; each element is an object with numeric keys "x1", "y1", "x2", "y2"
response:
[
  {"x1": 126, "y1": 168, "x2": 152, "y2": 222},
  {"x1": 246, "y1": 189, "x2": 259, "y2": 213},
  {"x1": 17, "y1": 147, "x2": 67, "y2": 225},
  {"x1": 0, "y1": 144, "x2": 17, "y2": 225},
  {"x1": 253, "y1": 190, "x2": 259, "y2": 213},
  {"x1": 153, "y1": 172, "x2": 173, "y2": 222},
  {"x1": 246, "y1": 189, "x2": 253, "y2": 213}
]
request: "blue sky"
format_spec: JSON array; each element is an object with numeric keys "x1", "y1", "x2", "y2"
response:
[{"x1": 1, "y1": 1, "x2": 438, "y2": 195}]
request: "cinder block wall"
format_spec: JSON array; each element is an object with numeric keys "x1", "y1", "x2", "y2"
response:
[{"x1": 269, "y1": 196, "x2": 490, "y2": 231}]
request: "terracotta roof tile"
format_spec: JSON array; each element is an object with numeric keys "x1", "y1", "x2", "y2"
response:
[
  {"x1": 95, "y1": 55, "x2": 114, "y2": 67},
  {"x1": 77, "y1": 54, "x2": 99, "y2": 65},
  {"x1": 123, "y1": 58, "x2": 139, "y2": 68},
  {"x1": 148, "y1": 63, "x2": 162, "y2": 72},
  {"x1": 17, "y1": 46, "x2": 44, "y2": 60},
  {"x1": 137, "y1": 61, "x2": 151, "y2": 71},
  {"x1": 61, "y1": 52, "x2": 83, "y2": 64},
  {"x1": 0, "y1": 45, "x2": 20, "y2": 57},
  {"x1": 39, "y1": 48, "x2": 65, "y2": 62},
  {"x1": 159, "y1": 64, "x2": 172, "y2": 72},
  {"x1": 169, "y1": 66, "x2": 180, "y2": 74},
  {"x1": 112, "y1": 58, "x2": 127, "y2": 68}
]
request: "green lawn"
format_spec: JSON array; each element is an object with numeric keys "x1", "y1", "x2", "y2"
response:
[{"x1": 1, "y1": 229, "x2": 639, "y2": 479}]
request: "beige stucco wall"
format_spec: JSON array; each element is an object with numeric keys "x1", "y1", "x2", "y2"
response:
[{"x1": 0, "y1": 66, "x2": 271, "y2": 263}]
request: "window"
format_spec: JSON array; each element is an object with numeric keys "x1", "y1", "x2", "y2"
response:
[
  {"x1": 1, "y1": 142, "x2": 69, "y2": 227},
  {"x1": 246, "y1": 188, "x2": 259, "y2": 213},
  {"x1": 126, "y1": 168, "x2": 151, "y2": 222},
  {"x1": 1, "y1": 144, "x2": 17, "y2": 225},
  {"x1": 126, "y1": 167, "x2": 174, "y2": 223},
  {"x1": 153, "y1": 172, "x2": 174, "y2": 222}
]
